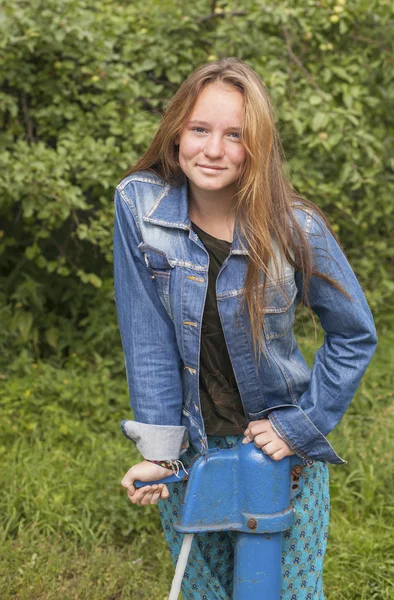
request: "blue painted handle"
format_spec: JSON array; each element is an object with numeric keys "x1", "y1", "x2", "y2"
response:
[{"x1": 134, "y1": 470, "x2": 187, "y2": 488}]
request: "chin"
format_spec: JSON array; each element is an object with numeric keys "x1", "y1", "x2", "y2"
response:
[
  {"x1": 191, "y1": 172, "x2": 233, "y2": 187},
  {"x1": 196, "y1": 179, "x2": 229, "y2": 191}
]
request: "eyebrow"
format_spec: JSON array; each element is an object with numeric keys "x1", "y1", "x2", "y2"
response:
[{"x1": 187, "y1": 120, "x2": 241, "y2": 131}]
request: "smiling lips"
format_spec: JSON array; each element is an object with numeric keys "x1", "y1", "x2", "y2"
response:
[{"x1": 198, "y1": 164, "x2": 226, "y2": 170}]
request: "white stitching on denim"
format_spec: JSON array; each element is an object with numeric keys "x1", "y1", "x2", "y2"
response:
[
  {"x1": 143, "y1": 216, "x2": 190, "y2": 230},
  {"x1": 145, "y1": 185, "x2": 171, "y2": 218},
  {"x1": 171, "y1": 259, "x2": 207, "y2": 271},
  {"x1": 291, "y1": 204, "x2": 314, "y2": 237},
  {"x1": 117, "y1": 187, "x2": 145, "y2": 243},
  {"x1": 230, "y1": 249, "x2": 249, "y2": 255},
  {"x1": 117, "y1": 176, "x2": 164, "y2": 190},
  {"x1": 217, "y1": 277, "x2": 295, "y2": 300},
  {"x1": 182, "y1": 406, "x2": 205, "y2": 435}
]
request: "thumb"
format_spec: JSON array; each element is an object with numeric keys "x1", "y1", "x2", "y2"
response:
[{"x1": 121, "y1": 468, "x2": 136, "y2": 490}]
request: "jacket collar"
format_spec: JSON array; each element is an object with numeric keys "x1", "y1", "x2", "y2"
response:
[{"x1": 142, "y1": 173, "x2": 249, "y2": 255}]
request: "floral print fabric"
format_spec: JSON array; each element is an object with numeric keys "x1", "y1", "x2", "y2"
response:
[{"x1": 158, "y1": 434, "x2": 330, "y2": 599}]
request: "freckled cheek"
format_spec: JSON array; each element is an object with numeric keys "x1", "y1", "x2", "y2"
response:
[
  {"x1": 179, "y1": 138, "x2": 203, "y2": 161},
  {"x1": 231, "y1": 147, "x2": 246, "y2": 170}
]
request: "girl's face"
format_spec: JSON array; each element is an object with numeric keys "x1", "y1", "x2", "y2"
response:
[{"x1": 175, "y1": 82, "x2": 246, "y2": 194}]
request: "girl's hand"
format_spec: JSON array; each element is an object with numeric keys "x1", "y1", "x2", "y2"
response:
[
  {"x1": 242, "y1": 419, "x2": 295, "y2": 461},
  {"x1": 121, "y1": 460, "x2": 173, "y2": 505}
]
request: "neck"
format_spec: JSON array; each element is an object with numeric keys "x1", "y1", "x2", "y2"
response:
[{"x1": 187, "y1": 179, "x2": 237, "y2": 224}]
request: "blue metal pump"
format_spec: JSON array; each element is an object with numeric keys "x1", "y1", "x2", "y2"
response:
[{"x1": 135, "y1": 440, "x2": 303, "y2": 599}]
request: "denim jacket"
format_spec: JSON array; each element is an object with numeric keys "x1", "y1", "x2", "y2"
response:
[{"x1": 113, "y1": 170, "x2": 377, "y2": 465}]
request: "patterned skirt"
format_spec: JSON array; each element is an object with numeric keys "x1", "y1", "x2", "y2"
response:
[{"x1": 158, "y1": 434, "x2": 330, "y2": 600}]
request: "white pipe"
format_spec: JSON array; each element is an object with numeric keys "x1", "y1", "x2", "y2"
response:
[{"x1": 168, "y1": 533, "x2": 194, "y2": 600}]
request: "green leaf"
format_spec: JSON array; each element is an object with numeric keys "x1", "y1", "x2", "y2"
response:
[
  {"x1": 309, "y1": 95, "x2": 323, "y2": 106},
  {"x1": 15, "y1": 311, "x2": 33, "y2": 343},
  {"x1": 45, "y1": 327, "x2": 60, "y2": 350},
  {"x1": 331, "y1": 66, "x2": 353, "y2": 83},
  {"x1": 311, "y1": 112, "x2": 328, "y2": 131},
  {"x1": 293, "y1": 119, "x2": 304, "y2": 135}
]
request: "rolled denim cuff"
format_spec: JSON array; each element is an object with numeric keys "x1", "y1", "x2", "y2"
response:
[
  {"x1": 120, "y1": 420, "x2": 190, "y2": 460},
  {"x1": 268, "y1": 406, "x2": 346, "y2": 465}
]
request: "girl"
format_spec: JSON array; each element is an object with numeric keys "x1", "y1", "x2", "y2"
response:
[{"x1": 113, "y1": 57, "x2": 377, "y2": 599}]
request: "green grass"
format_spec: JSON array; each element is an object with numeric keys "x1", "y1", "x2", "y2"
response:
[{"x1": 1, "y1": 329, "x2": 393, "y2": 599}]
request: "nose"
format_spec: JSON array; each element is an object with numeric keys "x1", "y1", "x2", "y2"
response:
[{"x1": 203, "y1": 134, "x2": 224, "y2": 159}]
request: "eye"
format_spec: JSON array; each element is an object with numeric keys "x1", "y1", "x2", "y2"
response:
[
  {"x1": 192, "y1": 127, "x2": 206, "y2": 134},
  {"x1": 228, "y1": 132, "x2": 241, "y2": 139}
]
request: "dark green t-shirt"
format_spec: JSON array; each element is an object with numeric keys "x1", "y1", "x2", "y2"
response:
[{"x1": 191, "y1": 221, "x2": 248, "y2": 436}]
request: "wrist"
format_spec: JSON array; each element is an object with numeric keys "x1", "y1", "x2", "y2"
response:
[
  {"x1": 146, "y1": 458, "x2": 189, "y2": 479},
  {"x1": 147, "y1": 459, "x2": 174, "y2": 470}
]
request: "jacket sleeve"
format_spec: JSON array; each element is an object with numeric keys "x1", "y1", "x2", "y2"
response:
[
  {"x1": 268, "y1": 208, "x2": 378, "y2": 465},
  {"x1": 113, "y1": 184, "x2": 189, "y2": 460}
]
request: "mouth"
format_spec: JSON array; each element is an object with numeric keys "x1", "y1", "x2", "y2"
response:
[{"x1": 197, "y1": 164, "x2": 226, "y2": 171}]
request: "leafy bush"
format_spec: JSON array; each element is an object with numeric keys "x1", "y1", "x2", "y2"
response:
[
  {"x1": 1, "y1": 0, "x2": 393, "y2": 361},
  {"x1": 0, "y1": 351, "x2": 127, "y2": 447}
]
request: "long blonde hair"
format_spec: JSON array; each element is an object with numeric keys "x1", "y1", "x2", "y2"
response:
[{"x1": 122, "y1": 57, "x2": 349, "y2": 359}]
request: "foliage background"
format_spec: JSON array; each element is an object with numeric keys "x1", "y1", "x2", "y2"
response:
[{"x1": 1, "y1": 0, "x2": 393, "y2": 598}]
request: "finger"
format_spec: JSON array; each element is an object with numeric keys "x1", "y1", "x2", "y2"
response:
[
  {"x1": 247, "y1": 420, "x2": 271, "y2": 439},
  {"x1": 127, "y1": 488, "x2": 139, "y2": 504},
  {"x1": 243, "y1": 425, "x2": 251, "y2": 436},
  {"x1": 127, "y1": 488, "x2": 137, "y2": 504},
  {"x1": 160, "y1": 485, "x2": 170, "y2": 500},
  {"x1": 140, "y1": 485, "x2": 159, "y2": 506},
  {"x1": 245, "y1": 420, "x2": 260, "y2": 432},
  {"x1": 128, "y1": 485, "x2": 151, "y2": 505},
  {"x1": 244, "y1": 427, "x2": 257, "y2": 440},
  {"x1": 242, "y1": 434, "x2": 252, "y2": 444},
  {"x1": 243, "y1": 420, "x2": 258, "y2": 438},
  {"x1": 243, "y1": 427, "x2": 270, "y2": 445},
  {"x1": 271, "y1": 448, "x2": 287, "y2": 461},
  {"x1": 121, "y1": 474, "x2": 135, "y2": 489},
  {"x1": 140, "y1": 490, "x2": 155, "y2": 505},
  {"x1": 253, "y1": 432, "x2": 271, "y2": 448},
  {"x1": 260, "y1": 441, "x2": 278, "y2": 456},
  {"x1": 124, "y1": 483, "x2": 136, "y2": 496},
  {"x1": 127, "y1": 487, "x2": 141, "y2": 504},
  {"x1": 150, "y1": 488, "x2": 162, "y2": 504}
]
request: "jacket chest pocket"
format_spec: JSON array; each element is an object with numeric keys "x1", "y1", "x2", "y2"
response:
[
  {"x1": 138, "y1": 243, "x2": 174, "y2": 320},
  {"x1": 263, "y1": 280, "x2": 297, "y2": 340}
]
